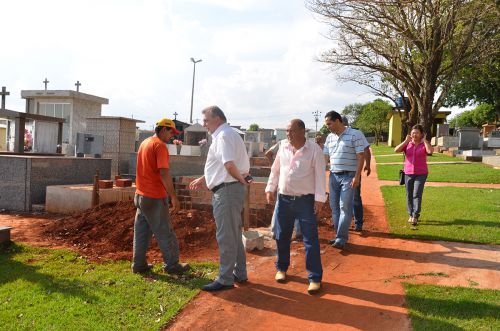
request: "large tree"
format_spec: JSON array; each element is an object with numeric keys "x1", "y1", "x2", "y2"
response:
[
  {"x1": 307, "y1": 0, "x2": 500, "y2": 137},
  {"x1": 445, "y1": 58, "x2": 500, "y2": 120}
]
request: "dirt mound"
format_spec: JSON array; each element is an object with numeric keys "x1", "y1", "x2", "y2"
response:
[{"x1": 43, "y1": 201, "x2": 218, "y2": 262}]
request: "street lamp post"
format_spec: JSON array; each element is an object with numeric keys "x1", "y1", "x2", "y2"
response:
[
  {"x1": 312, "y1": 110, "x2": 322, "y2": 132},
  {"x1": 190, "y1": 57, "x2": 202, "y2": 124}
]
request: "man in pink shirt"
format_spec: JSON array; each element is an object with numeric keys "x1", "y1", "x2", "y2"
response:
[{"x1": 265, "y1": 119, "x2": 327, "y2": 294}]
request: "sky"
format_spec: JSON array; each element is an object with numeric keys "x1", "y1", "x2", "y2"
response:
[{"x1": 0, "y1": 0, "x2": 464, "y2": 131}]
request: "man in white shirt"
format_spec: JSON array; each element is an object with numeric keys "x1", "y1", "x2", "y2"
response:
[
  {"x1": 265, "y1": 119, "x2": 326, "y2": 295},
  {"x1": 189, "y1": 106, "x2": 251, "y2": 291}
]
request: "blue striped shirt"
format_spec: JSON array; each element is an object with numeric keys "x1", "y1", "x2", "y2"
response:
[{"x1": 323, "y1": 127, "x2": 366, "y2": 172}]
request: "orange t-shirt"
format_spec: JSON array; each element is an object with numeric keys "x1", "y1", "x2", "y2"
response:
[{"x1": 135, "y1": 136, "x2": 170, "y2": 199}]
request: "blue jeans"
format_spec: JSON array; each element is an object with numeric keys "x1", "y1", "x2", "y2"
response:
[
  {"x1": 405, "y1": 174, "x2": 427, "y2": 219},
  {"x1": 329, "y1": 171, "x2": 356, "y2": 245},
  {"x1": 270, "y1": 204, "x2": 301, "y2": 236},
  {"x1": 275, "y1": 194, "x2": 322, "y2": 283},
  {"x1": 353, "y1": 178, "x2": 363, "y2": 228}
]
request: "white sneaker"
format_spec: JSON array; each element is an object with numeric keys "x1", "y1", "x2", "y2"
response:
[{"x1": 275, "y1": 271, "x2": 286, "y2": 283}]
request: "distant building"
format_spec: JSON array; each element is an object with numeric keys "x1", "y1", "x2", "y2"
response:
[{"x1": 21, "y1": 89, "x2": 109, "y2": 155}]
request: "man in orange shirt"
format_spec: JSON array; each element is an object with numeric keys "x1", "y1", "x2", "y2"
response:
[{"x1": 132, "y1": 118, "x2": 190, "y2": 274}]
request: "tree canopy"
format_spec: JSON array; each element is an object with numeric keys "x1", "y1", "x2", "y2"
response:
[
  {"x1": 449, "y1": 103, "x2": 497, "y2": 128},
  {"x1": 354, "y1": 99, "x2": 392, "y2": 145},
  {"x1": 307, "y1": 0, "x2": 500, "y2": 136},
  {"x1": 248, "y1": 123, "x2": 260, "y2": 131}
]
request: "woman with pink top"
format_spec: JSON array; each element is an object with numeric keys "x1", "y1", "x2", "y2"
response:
[{"x1": 394, "y1": 124, "x2": 433, "y2": 226}]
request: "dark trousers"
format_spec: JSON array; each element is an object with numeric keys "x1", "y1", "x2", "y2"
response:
[
  {"x1": 275, "y1": 194, "x2": 322, "y2": 283},
  {"x1": 405, "y1": 174, "x2": 428, "y2": 218}
]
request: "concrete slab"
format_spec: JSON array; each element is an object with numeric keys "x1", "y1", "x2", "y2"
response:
[
  {"x1": 482, "y1": 155, "x2": 500, "y2": 168},
  {"x1": 46, "y1": 184, "x2": 135, "y2": 214}
]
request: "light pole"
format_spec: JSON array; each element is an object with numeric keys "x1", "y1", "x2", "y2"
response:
[
  {"x1": 190, "y1": 57, "x2": 202, "y2": 124},
  {"x1": 312, "y1": 110, "x2": 322, "y2": 132}
]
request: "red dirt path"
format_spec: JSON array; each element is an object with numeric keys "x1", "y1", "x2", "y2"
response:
[
  {"x1": 1, "y1": 160, "x2": 499, "y2": 330},
  {"x1": 166, "y1": 162, "x2": 500, "y2": 331}
]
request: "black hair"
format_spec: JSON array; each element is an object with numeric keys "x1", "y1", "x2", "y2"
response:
[
  {"x1": 411, "y1": 124, "x2": 424, "y2": 134},
  {"x1": 325, "y1": 110, "x2": 342, "y2": 122},
  {"x1": 155, "y1": 126, "x2": 172, "y2": 135}
]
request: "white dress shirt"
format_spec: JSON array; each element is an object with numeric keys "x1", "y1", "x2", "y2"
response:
[
  {"x1": 265, "y1": 139, "x2": 327, "y2": 203},
  {"x1": 204, "y1": 123, "x2": 250, "y2": 190}
]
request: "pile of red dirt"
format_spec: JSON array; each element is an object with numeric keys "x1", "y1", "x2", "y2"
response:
[{"x1": 43, "y1": 201, "x2": 218, "y2": 262}]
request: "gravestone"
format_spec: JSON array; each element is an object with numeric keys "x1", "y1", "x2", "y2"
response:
[
  {"x1": 437, "y1": 136, "x2": 459, "y2": 149},
  {"x1": 76, "y1": 132, "x2": 104, "y2": 157},
  {"x1": 436, "y1": 124, "x2": 449, "y2": 137},
  {"x1": 457, "y1": 127, "x2": 480, "y2": 149},
  {"x1": 486, "y1": 130, "x2": 500, "y2": 148},
  {"x1": 184, "y1": 123, "x2": 208, "y2": 146}
]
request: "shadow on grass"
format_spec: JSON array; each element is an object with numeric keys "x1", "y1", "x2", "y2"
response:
[
  {"x1": 0, "y1": 242, "x2": 98, "y2": 302},
  {"x1": 405, "y1": 287, "x2": 500, "y2": 330},
  {"x1": 423, "y1": 219, "x2": 499, "y2": 228}
]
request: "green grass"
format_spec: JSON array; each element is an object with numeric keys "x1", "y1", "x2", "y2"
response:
[
  {"x1": 381, "y1": 186, "x2": 500, "y2": 244},
  {"x1": 404, "y1": 284, "x2": 500, "y2": 331},
  {"x1": 375, "y1": 153, "x2": 462, "y2": 164},
  {"x1": 0, "y1": 243, "x2": 217, "y2": 331},
  {"x1": 376, "y1": 163, "x2": 500, "y2": 183},
  {"x1": 370, "y1": 143, "x2": 395, "y2": 155}
]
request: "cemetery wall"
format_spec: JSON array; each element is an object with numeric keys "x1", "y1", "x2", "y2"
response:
[{"x1": 0, "y1": 155, "x2": 111, "y2": 211}]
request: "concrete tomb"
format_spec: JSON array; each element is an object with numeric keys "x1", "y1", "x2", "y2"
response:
[
  {"x1": 86, "y1": 116, "x2": 144, "y2": 176},
  {"x1": 457, "y1": 127, "x2": 481, "y2": 149}
]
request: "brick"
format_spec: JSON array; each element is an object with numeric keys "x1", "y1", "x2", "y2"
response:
[
  {"x1": 99, "y1": 180, "x2": 113, "y2": 189},
  {"x1": 116, "y1": 179, "x2": 132, "y2": 187}
]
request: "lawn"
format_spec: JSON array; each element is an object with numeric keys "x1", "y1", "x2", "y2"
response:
[
  {"x1": 376, "y1": 163, "x2": 500, "y2": 183},
  {"x1": 375, "y1": 153, "x2": 462, "y2": 164},
  {"x1": 370, "y1": 143, "x2": 395, "y2": 156},
  {"x1": 404, "y1": 284, "x2": 500, "y2": 331},
  {"x1": 381, "y1": 186, "x2": 500, "y2": 244},
  {"x1": 0, "y1": 243, "x2": 217, "y2": 331}
]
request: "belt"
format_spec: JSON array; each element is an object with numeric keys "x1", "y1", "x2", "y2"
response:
[
  {"x1": 332, "y1": 171, "x2": 355, "y2": 175},
  {"x1": 211, "y1": 181, "x2": 239, "y2": 193},
  {"x1": 279, "y1": 193, "x2": 313, "y2": 200}
]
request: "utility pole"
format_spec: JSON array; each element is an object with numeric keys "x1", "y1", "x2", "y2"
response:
[
  {"x1": 312, "y1": 110, "x2": 322, "y2": 132},
  {"x1": 189, "y1": 58, "x2": 202, "y2": 124}
]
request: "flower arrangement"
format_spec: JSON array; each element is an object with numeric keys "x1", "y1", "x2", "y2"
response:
[
  {"x1": 172, "y1": 139, "x2": 183, "y2": 145},
  {"x1": 198, "y1": 138, "x2": 208, "y2": 146}
]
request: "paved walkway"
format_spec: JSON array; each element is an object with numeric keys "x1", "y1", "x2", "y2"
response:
[{"x1": 167, "y1": 161, "x2": 500, "y2": 331}]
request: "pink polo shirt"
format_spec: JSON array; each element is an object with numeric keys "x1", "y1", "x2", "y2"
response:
[{"x1": 404, "y1": 142, "x2": 428, "y2": 175}]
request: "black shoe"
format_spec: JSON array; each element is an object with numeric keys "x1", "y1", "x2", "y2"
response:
[
  {"x1": 332, "y1": 241, "x2": 345, "y2": 249},
  {"x1": 165, "y1": 262, "x2": 190, "y2": 275},
  {"x1": 132, "y1": 263, "x2": 153, "y2": 274},
  {"x1": 202, "y1": 281, "x2": 234, "y2": 291},
  {"x1": 354, "y1": 225, "x2": 362, "y2": 232},
  {"x1": 233, "y1": 274, "x2": 248, "y2": 284}
]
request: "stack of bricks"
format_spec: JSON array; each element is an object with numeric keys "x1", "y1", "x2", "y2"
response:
[{"x1": 173, "y1": 176, "x2": 273, "y2": 227}]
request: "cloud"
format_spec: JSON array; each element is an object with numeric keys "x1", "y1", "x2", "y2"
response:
[{"x1": 0, "y1": 0, "x2": 377, "y2": 131}]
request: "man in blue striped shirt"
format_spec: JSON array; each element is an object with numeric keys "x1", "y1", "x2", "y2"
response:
[{"x1": 323, "y1": 110, "x2": 365, "y2": 248}]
